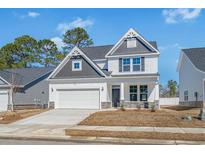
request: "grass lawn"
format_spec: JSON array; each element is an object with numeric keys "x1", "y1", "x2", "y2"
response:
[
  {"x1": 79, "y1": 106, "x2": 205, "y2": 128},
  {"x1": 0, "y1": 109, "x2": 49, "y2": 124}
]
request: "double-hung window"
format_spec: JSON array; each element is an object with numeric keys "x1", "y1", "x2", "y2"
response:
[
  {"x1": 184, "y1": 90, "x2": 188, "y2": 101},
  {"x1": 130, "y1": 85, "x2": 137, "y2": 101},
  {"x1": 133, "y1": 57, "x2": 141, "y2": 71},
  {"x1": 122, "y1": 58, "x2": 130, "y2": 72},
  {"x1": 140, "y1": 85, "x2": 148, "y2": 101}
]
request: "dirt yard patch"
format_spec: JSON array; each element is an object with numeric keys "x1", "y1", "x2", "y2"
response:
[
  {"x1": 79, "y1": 106, "x2": 205, "y2": 128},
  {"x1": 0, "y1": 109, "x2": 49, "y2": 124},
  {"x1": 66, "y1": 129, "x2": 205, "y2": 141}
]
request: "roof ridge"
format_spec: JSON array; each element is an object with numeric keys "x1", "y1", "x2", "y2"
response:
[
  {"x1": 182, "y1": 47, "x2": 205, "y2": 51},
  {"x1": 81, "y1": 44, "x2": 114, "y2": 48}
]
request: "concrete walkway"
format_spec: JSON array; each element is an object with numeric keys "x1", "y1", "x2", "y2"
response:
[
  {"x1": 68, "y1": 125, "x2": 205, "y2": 134},
  {"x1": 0, "y1": 124, "x2": 205, "y2": 144},
  {"x1": 12, "y1": 109, "x2": 97, "y2": 125}
]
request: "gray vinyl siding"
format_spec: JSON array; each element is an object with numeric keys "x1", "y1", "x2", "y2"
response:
[
  {"x1": 13, "y1": 74, "x2": 50, "y2": 105},
  {"x1": 53, "y1": 55, "x2": 103, "y2": 79},
  {"x1": 111, "y1": 39, "x2": 156, "y2": 56}
]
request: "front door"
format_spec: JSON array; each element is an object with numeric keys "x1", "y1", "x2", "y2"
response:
[{"x1": 112, "y1": 88, "x2": 120, "y2": 107}]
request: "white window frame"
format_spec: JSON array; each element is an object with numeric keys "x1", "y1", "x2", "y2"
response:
[
  {"x1": 140, "y1": 85, "x2": 148, "y2": 101},
  {"x1": 129, "y1": 85, "x2": 138, "y2": 101},
  {"x1": 184, "y1": 90, "x2": 188, "y2": 101},
  {"x1": 133, "y1": 57, "x2": 141, "y2": 72},
  {"x1": 122, "y1": 58, "x2": 131, "y2": 72},
  {"x1": 72, "y1": 60, "x2": 82, "y2": 71}
]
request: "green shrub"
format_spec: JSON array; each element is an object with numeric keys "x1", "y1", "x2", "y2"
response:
[
  {"x1": 150, "y1": 102, "x2": 156, "y2": 112},
  {"x1": 120, "y1": 103, "x2": 126, "y2": 111}
]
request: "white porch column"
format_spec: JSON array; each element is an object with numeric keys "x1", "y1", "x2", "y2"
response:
[
  {"x1": 154, "y1": 82, "x2": 159, "y2": 101},
  {"x1": 120, "y1": 82, "x2": 125, "y2": 101},
  {"x1": 154, "y1": 82, "x2": 160, "y2": 109}
]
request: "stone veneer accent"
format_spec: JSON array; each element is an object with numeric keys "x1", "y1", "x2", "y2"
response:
[
  {"x1": 101, "y1": 102, "x2": 112, "y2": 109},
  {"x1": 48, "y1": 101, "x2": 55, "y2": 109},
  {"x1": 179, "y1": 101, "x2": 203, "y2": 108}
]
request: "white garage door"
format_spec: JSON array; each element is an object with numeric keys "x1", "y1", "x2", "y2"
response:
[
  {"x1": 0, "y1": 91, "x2": 8, "y2": 111},
  {"x1": 57, "y1": 89, "x2": 100, "y2": 109}
]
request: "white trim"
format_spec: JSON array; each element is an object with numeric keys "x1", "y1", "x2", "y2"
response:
[
  {"x1": 0, "y1": 76, "x2": 11, "y2": 86},
  {"x1": 93, "y1": 59, "x2": 107, "y2": 62},
  {"x1": 176, "y1": 51, "x2": 184, "y2": 72},
  {"x1": 105, "y1": 28, "x2": 160, "y2": 58},
  {"x1": 48, "y1": 74, "x2": 159, "y2": 82},
  {"x1": 107, "y1": 53, "x2": 159, "y2": 58},
  {"x1": 47, "y1": 46, "x2": 107, "y2": 80},
  {"x1": 72, "y1": 59, "x2": 82, "y2": 71}
]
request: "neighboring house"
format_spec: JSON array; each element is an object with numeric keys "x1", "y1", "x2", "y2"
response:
[
  {"x1": 0, "y1": 67, "x2": 54, "y2": 111},
  {"x1": 177, "y1": 48, "x2": 205, "y2": 107},
  {"x1": 48, "y1": 28, "x2": 160, "y2": 109}
]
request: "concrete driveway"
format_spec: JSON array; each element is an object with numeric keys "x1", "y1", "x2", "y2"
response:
[{"x1": 12, "y1": 109, "x2": 97, "y2": 126}]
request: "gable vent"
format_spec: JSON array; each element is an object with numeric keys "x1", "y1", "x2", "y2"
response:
[{"x1": 127, "y1": 38, "x2": 137, "y2": 48}]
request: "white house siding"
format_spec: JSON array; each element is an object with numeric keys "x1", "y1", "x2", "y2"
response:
[
  {"x1": 108, "y1": 55, "x2": 158, "y2": 75},
  {"x1": 123, "y1": 82, "x2": 158, "y2": 102},
  {"x1": 179, "y1": 54, "x2": 205, "y2": 106},
  {"x1": 49, "y1": 81, "x2": 108, "y2": 109}
]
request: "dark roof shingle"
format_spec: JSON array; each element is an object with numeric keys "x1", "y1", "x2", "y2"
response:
[
  {"x1": 0, "y1": 67, "x2": 54, "y2": 86},
  {"x1": 81, "y1": 41, "x2": 158, "y2": 60},
  {"x1": 183, "y1": 48, "x2": 205, "y2": 72}
]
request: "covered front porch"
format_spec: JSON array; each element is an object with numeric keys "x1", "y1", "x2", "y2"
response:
[{"x1": 104, "y1": 76, "x2": 159, "y2": 109}]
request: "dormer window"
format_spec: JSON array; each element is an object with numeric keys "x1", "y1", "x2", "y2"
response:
[
  {"x1": 127, "y1": 37, "x2": 137, "y2": 48},
  {"x1": 72, "y1": 60, "x2": 82, "y2": 71}
]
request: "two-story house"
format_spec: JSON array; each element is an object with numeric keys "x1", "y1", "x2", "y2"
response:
[
  {"x1": 47, "y1": 28, "x2": 160, "y2": 109},
  {"x1": 177, "y1": 48, "x2": 205, "y2": 108}
]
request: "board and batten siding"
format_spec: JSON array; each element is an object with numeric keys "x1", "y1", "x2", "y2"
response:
[
  {"x1": 108, "y1": 55, "x2": 158, "y2": 75},
  {"x1": 179, "y1": 53, "x2": 205, "y2": 102},
  {"x1": 13, "y1": 76, "x2": 49, "y2": 105}
]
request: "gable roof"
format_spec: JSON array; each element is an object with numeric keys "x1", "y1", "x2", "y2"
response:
[
  {"x1": 0, "y1": 67, "x2": 54, "y2": 87},
  {"x1": 181, "y1": 48, "x2": 205, "y2": 72},
  {"x1": 105, "y1": 28, "x2": 160, "y2": 57},
  {"x1": 48, "y1": 46, "x2": 108, "y2": 80},
  {"x1": 81, "y1": 45, "x2": 113, "y2": 60},
  {"x1": 80, "y1": 41, "x2": 158, "y2": 60}
]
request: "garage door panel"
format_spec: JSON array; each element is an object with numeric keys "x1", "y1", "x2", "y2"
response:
[
  {"x1": 0, "y1": 91, "x2": 8, "y2": 111},
  {"x1": 57, "y1": 89, "x2": 100, "y2": 109}
]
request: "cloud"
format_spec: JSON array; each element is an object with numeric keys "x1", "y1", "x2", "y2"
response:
[
  {"x1": 13, "y1": 11, "x2": 40, "y2": 19},
  {"x1": 159, "y1": 43, "x2": 182, "y2": 52},
  {"x1": 162, "y1": 9, "x2": 202, "y2": 24},
  {"x1": 57, "y1": 17, "x2": 94, "y2": 34},
  {"x1": 28, "y1": 11, "x2": 40, "y2": 18},
  {"x1": 51, "y1": 37, "x2": 65, "y2": 51}
]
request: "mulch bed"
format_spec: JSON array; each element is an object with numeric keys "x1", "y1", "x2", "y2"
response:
[
  {"x1": 66, "y1": 129, "x2": 205, "y2": 141},
  {"x1": 79, "y1": 106, "x2": 205, "y2": 128}
]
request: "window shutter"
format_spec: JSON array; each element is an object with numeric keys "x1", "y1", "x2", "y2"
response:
[
  {"x1": 141, "y1": 57, "x2": 145, "y2": 71},
  {"x1": 119, "y1": 58, "x2": 122, "y2": 72}
]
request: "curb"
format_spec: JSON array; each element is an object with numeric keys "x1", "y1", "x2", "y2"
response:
[{"x1": 0, "y1": 134, "x2": 205, "y2": 144}]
